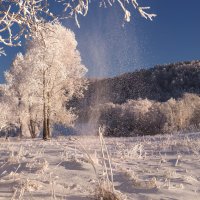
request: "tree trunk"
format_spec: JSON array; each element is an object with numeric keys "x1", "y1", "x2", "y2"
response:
[
  {"x1": 19, "y1": 122, "x2": 23, "y2": 138},
  {"x1": 47, "y1": 92, "x2": 50, "y2": 138},
  {"x1": 29, "y1": 119, "x2": 36, "y2": 138},
  {"x1": 42, "y1": 70, "x2": 48, "y2": 140},
  {"x1": 18, "y1": 96, "x2": 23, "y2": 138},
  {"x1": 47, "y1": 118, "x2": 50, "y2": 138},
  {"x1": 43, "y1": 119, "x2": 48, "y2": 140},
  {"x1": 43, "y1": 102, "x2": 48, "y2": 140}
]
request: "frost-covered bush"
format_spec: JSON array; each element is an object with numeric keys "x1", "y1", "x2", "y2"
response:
[
  {"x1": 162, "y1": 93, "x2": 200, "y2": 132},
  {"x1": 96, "y1": 93, "x2": 200, "y2": 136},
  {"x1": 96, "y1": 103, "x2": 125, "y2": 136},
  {"x1": 134, "y1": 101, "x2": 167, "y2": 135},
  {"x1": 97, "y1": 99, "x2": 167, "y2": 136}
]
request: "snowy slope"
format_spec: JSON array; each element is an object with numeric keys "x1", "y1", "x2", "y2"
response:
[{"x1": 0, "y1": 133, "x2": 200, "y2": 200}]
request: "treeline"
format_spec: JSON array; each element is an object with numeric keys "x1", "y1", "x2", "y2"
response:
[{"x1": 92, "y1": 93, "x2": 200, "y2": 136}]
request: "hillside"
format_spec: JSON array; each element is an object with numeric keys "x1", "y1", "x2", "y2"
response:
[
  {"x1": 83, "y1": 60, "x2": 200, "y2": 104},
  {"x1": 72, "y1": 60, "x2": 200, "y2": 116},
  {"x1": 67, "y1": 61, "x2": 200, "y2": 136}
]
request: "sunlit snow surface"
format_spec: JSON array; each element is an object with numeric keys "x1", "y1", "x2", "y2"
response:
[{"x1": 0, "y1": 133, "x2": 200, "y2": 199}]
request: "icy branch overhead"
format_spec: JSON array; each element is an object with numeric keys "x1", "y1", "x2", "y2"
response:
[{"x1": 0, "y1": 0, "x2": 156, "y2": 55}]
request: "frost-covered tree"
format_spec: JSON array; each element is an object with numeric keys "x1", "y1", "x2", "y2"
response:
[
  {"x1": 3, "y1": 53, "x2": 40, "y2": 137},
  {"x1": 0, "y1": 84, "x2": 18, "y2": 137},
  {"x1": 0, "y1": 0, "x2": 156, "y2": 55},
  {"x1": 0, "y1": 99, "x2": 11, "y2": 132},
  {"x1": 6, "y1": 22, "x2": 88, "y2": 139}
]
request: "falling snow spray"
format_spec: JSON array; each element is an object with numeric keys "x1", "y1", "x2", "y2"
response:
[{"x1": 75, "y1": 9, "x2": 142, "y2": 135}]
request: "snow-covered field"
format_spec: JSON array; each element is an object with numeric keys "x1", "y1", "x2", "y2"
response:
[{"x1": 0, "y1": 133, "x2": 200, "y2": 200}]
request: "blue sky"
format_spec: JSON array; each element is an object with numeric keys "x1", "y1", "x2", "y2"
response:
[{"x1": 0, "y1": 0, "x2": 200, "y2": 82}]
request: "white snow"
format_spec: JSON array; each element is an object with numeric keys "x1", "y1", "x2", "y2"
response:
[{"x1": 0, "y1": 133, "x2": 200, "y2": 199}]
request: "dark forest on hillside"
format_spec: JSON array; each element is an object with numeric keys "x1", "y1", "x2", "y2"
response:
[{"x1": 71, "y1": 61, "x2": 200, "y2": 136}]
